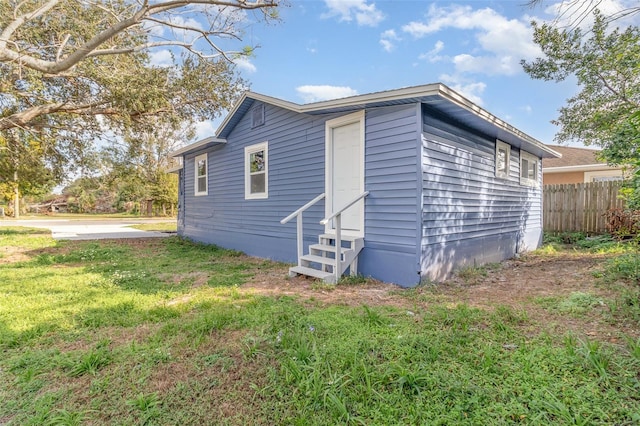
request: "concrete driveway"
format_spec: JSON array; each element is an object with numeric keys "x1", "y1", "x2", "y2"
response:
[{"x1": 0, "y1": 218, "x2": 175, "y2": 241}]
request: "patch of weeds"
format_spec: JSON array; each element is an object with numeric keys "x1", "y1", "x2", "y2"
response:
[
  {"x1": 310, "y1": 281, "x2": 336, "y2": 291},
  {"x1": 576, "y1": 235, "x2": 627, "y2": 253},
  {"x1": 602, "y1": 252, "x2": 640, "y2": 283},
  {"x1": 361, "y1": 305, "x2": 388, "y2": 327},
  {"x1": 126, "y1": 392, "x2": 162, "y2": 425},
  {"x1": 55, "y1": 243, "x2": 130, "y2": 263},
  {"x1": 536, "y1": 292, "x2": 604, "y2": 316},
  {"x1": 242, "y1": 334, "x2": 268, "y2": 359},
  {"x1": 558, "y1": 292, "x2": 604, "y2": 314},
  {"x1": 338, "y1": 274, "x2": 368, "y2": 286},
  {"x1": 577, "y1": 338, "x2": 610, "y2": 379},
  {"x1": 44, "y1": 408, "x2": 89, "y2": 426},
  {"x1": 387, "y1": 364, "x2": 431, "y2": 396},
  {"x1": 201, "y1": 351, "x2": 235, "y2": 372},
  {"x1": 66, "y1": 341, "x2": 112, "y2": 377},
  {"x1": 606, "y1": 287, "x2": 640, "y2": 323},
  {"x1": 625, "y1": 336, "x2": 640, "y2": 361},
  {"x1": 183, "y1": 308, "x2": 235, "y2": 347},
  {"x1": 456, "y1": 264, "x2": 493, "y2": 284},
  {"x1": 538, "y1": 391, "x2": 594, "y2": 425}
]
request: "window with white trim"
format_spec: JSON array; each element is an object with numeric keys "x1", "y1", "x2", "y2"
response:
[
  {"x1": 194, "y1": 153, "x2": 208, "y2": 196},
  {"x1": 520, "y1": 150, "x2": 539, "y2": 187},
  {"x1": 245, "y1": 142, "x2": 268, "y2": 199},
  {"x1": 495, "y1": 140, "x2": 511, "y2": 178}
]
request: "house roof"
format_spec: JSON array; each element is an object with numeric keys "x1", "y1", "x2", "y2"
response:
[
  {"x1": 542, "y1": 145, "x2": 620, "y2": 173},
  {"x1": 169, "y1": 136, "x2": 226, "y2": 158},
  {"x1": 173, "y1": 83, "x2": 560, "y2": 159}
]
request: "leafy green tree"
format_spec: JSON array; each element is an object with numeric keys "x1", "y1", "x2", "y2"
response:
[
  {"x1": 103, "y1": 124, "x2": 185, "y2": 215},
  {"x1": 522, "y1": 11, "x2": 640, "y2": 207},
  {"x1": 0, "y1": 0, "x2": 279, "y2": 215},
  {"x1": 0, "y1": 130, "x2": 64, "y2": 216},
  {"x1": 522, "y1": 11, "x2": 639, "y2": 147}
]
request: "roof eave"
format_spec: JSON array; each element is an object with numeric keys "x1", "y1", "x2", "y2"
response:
[
  {"x1": 543, "y1": 164, "x2": 622, "y2": 173},
  {"x1": 169, "y1": 136, "x2": 227, "y2": 158}
]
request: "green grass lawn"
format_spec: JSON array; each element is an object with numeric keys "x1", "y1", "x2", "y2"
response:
[{"x1": 1, "y1": 229, "x2": 639, "y2": 425}]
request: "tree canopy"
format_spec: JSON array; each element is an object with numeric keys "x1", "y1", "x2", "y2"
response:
[
  {"x1": 523, "y1": 9, "x2": 640, "y2": 209},
  {"x1": 1, "y1": 0, "x2": 278, "y2": 133},
  {"x1": 0, "y1": 0, "x2": 280, "y2": 214},
  {"x1": 522, "y1": 11, "x2": 639, "y2": 147}
]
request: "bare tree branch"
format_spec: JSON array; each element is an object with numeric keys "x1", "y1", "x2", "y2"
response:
[{"x1": 0, "y1": 0, "x2": 278, "y2": 74}]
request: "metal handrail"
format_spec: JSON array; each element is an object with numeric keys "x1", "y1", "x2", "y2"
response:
[
  {"x1": 320, "y1": 191, "x2": 369, "y2": 225},
  {"x1": 280, "y1": 193, "x2": 325, "y2": 224}
]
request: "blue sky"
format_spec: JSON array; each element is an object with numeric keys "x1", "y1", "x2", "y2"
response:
[{"x1": 167, "y1": 0, "x2": 638, "y2": 148}]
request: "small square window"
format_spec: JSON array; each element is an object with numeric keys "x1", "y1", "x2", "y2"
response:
[
  {"x1": 520, "y1": 151, "x2": 539, "y2": 187},
  {"x1": 194, "y1": 153, "x2": 208, "y2": 196},
  {"x1": 245, "y1": 142, "x2": 268, "y2": 199},
  {"x1": 251, "y1": 104, "x2": 265, "y2": 128},
  {"x1": 495, "y1": 140, "x2": 511, "y2": 178}
]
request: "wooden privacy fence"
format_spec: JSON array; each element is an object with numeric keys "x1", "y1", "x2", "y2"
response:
[{"x1": 543, "y1": 181, "x2": 625, "y2": 234}]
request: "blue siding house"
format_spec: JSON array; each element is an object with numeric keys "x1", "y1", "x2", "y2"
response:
[{"x1": 170, "y1": 84, "x2": 559, "y2": 287}]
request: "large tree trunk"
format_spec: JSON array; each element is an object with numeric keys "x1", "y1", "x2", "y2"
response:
[{"x1": 146, "y1": 199, "x2": 153, "y2": 217}]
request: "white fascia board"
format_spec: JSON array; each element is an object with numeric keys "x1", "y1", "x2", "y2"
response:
[
  {"x1": 166, "y1": 164, "x2": 183, "y2": 174},
  {"x1": 297, "y1": 83, "x2": 442, "y2": 112},
  {"x1": 543, "y1": 164, "x2": 622, "y2": 173},
  {"x1": 169, "y1": 136, "x2": 227, "y2": 158}
]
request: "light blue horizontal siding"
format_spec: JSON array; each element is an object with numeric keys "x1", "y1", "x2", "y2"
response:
[
  {"x1": 180, "y1": 101, "x2": 423, "y2": 286},
  {"x1": 421, "y1": 107, "x2": 542, "y2": 281},
  {"x1": 359, "y1": 104, "x2": 420, "y2": 286},
  {"x1": 181, "y1": 102, "x2": 328, "y2": 261}
]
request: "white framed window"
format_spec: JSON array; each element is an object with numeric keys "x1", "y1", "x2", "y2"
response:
[
  {"x1": 495, "y1": 140, "x2": 511, "y2": 178},
  {"x1": 245, "y1": 142, "x2": 268, "y2": 199},
  {"x1": 520, "y1": 150, "x2": 539, "y2": 187},
  {"x1": 194, "y1": 153, "x2": 208, "y2": 196}
]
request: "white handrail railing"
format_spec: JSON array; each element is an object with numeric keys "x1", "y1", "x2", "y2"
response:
[
  {"x1": 320, "y1": 191, "x2": 369, "y2": 282},
  {"x1": 280, "y1": 193, "x2": 325, "y2": 266},
  {"x1": 280, "y1": 193, "x2": 325, "y2": 225},
  {"x1": 320, "y1": 191, "x2": 369, "y2": 225}
]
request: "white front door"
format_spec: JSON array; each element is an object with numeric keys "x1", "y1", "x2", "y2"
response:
[{"x1": 325, "y1": 111, "x2": 365, "y2": 236}]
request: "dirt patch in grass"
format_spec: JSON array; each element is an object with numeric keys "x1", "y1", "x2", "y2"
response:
[
  {"x1": 0, "y1": 246, "x2": 31, "y2": 263},
  {"x1": 241, "y1": 252, "x2": 638, "y2": 341}
]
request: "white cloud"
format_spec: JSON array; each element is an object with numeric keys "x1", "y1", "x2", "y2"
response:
[
  {"x1": 149, "y1": 49, "x2": 174, "y2": 67},
  {"x1": 379, "y1": 29, "x2": 400, "y2": 52},
  {"x1": 296, "y1": 85, "x2": 358, "y2": 103},
  {"x1": 439, "y1": 74, "x2": 486, "y2": 105},
  {"x1": 322, "y1": 0, "x2": 385, "y2": 27},
  {"x1": 418, "y1": 40, "x2": 444, "y2": 62},
  {"x1": 520, "y1": 105, "x2": 533, "y2": 114},
  {"x1": 234, "y1": 57, "x2": 257, "y2": 73},
  {"x1": 194, "y1": 120, "x2": 216, "y2": 140},
  {"x1": 402, "y1": 4, "x2": 541, "y2": 76}
]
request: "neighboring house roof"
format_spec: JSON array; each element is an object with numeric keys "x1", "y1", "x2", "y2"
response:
[
  {"x1": 172, "y1": 83, "x2": 560, "y2": 159},
  {"x1": 542, "y1": 145, "x2": 620, "y2": 173}
]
